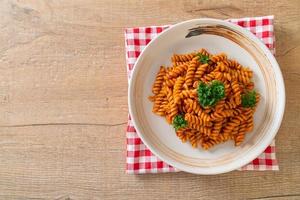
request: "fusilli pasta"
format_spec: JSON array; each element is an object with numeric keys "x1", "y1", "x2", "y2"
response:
[{"x1": 149, "y1": 49, "x2": 260, "y2": 150}]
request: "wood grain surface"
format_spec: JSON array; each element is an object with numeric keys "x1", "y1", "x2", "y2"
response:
[{"x1": 0, "y1": 0, "x2": 299, "y2": 199}]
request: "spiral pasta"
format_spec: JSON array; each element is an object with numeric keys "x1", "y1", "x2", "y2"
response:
[{"x1": 149, "y1": 49, "x2": 260, "y2": 150}]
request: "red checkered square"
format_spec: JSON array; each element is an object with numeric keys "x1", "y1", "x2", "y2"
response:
[{"x1": 125, "y1": 16, "x2": 278, "y2": 174}]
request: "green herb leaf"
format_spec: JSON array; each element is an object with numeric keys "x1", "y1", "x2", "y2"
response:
[
  {"x1": 172, "y1": 115, "x2": 187, "y2": 131},
  {"x1": 241, "y1": 90, "x2": 257, "y2": 108},
  {"x1": 197, "y1": 80, "x2": 225, "y2": 108},
  {"x1": 197, "y1": 53, "x2": 210, "y2": 64}
]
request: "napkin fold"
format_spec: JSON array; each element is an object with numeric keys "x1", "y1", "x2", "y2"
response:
[{"x1": 125, "y1": 16, "x2": 279, "y2": 174}]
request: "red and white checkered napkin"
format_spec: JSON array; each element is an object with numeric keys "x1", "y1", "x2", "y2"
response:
[{"x1": 125, "y1": 16, "x2": 279, "y2": 174}]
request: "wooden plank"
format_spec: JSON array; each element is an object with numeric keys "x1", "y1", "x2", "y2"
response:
[{"x1": 0, "y1": 0, "x2": 299, "y2": 199}]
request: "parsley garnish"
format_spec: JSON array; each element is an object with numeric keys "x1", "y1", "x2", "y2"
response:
[
  {"x1": 197, "y1": 80, "x2": 225, "y2": 108},
  {"x1": 241, "y1": 90, "x2": 257, "y2": 108},
  {"x1": 197, "y1": 53, "x2": 210, "y2": 64},
  {"x1": 172, "y1": 115, "x2": 187, "y2": 131}
]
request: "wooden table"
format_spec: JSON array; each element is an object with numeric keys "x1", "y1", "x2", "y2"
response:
[{"x1": 0, "y1": 0, "x2": 299, "y2": 199}]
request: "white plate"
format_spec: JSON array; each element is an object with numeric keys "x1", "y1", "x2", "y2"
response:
[{"x1": 128, "y1": 18, "x2": 285, "y2": 174}]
